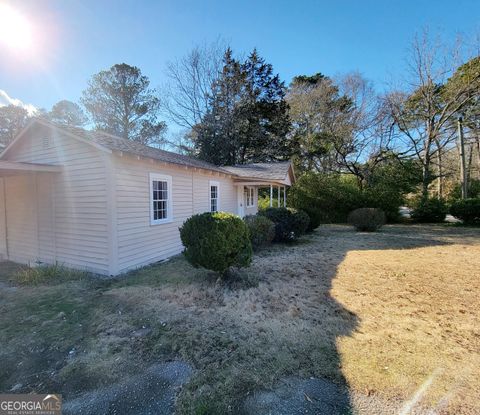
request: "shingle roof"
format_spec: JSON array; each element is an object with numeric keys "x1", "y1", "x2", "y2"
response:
[
  {"x1": 30, "y1": 119, "x2": 294, "y2": 182},
  {"x1": 222, "y1": 161, "x2": 292, "y2": 181},
  {"x1": 52, "y1": 123, "x2": 230, "y2": 174}
]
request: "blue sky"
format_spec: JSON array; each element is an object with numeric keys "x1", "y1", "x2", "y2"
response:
[{"x1": 0, "y1": 0, "x2": 479, "y2": 122}]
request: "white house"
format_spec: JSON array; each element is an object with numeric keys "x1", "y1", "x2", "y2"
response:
[{"x1": 0, "y1": 119, "x2": 295, "y2": 275}]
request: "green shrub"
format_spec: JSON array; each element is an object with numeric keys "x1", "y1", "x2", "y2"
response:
[
  {"x1": 258, "y1": 207, "x2": 309, "y2": 242},
  {"x1": 288, "y1": 173, "x2": 363, "y2": 224},
  {"x1": 180, "y1": 212, "x2": 252, "y2": 274},
  {"x1": 244, "y1": 215, "x2": 275, "y2": 249},
  {"x1": 302, "y1": 207, "x2": 326, "y2": 231},
  {"x1": 411, "y1": 197, "x2": 447, "y2": 223},
  {"x1": 348, "y1": 208, "x2": 386, "y2": 232},
  {"x1": 290, "y1": 209, "x2": 310, "y2": 236},
  {"x1": 448, "y1": 179, "x2": 480, "y2": 202},
  {"x1": 450, "y1": 198, "x2": 480, "y2": 224},
  {"x1": 289, "y1": 160, "x2": 420, "y2": 225},
  {"x1": 257, "y1": 196, "x2": 271, "y2": 210},
  {"x1": 361, "y1": 189, "x2": 403, "y2": 223},
  {"x1": 257, "y1": 196, "x2": 282, "y2": 209}
]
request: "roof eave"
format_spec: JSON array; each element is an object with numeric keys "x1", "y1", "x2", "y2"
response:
[{"x1": 111, "y1": 150, "x2": 235, "y2": 178}]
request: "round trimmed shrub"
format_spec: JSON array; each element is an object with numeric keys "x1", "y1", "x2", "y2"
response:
[
  {"x1": 450, "y1": 198, "x2": 480, "y2": 224},
  {"x1": 348, "y1": 208, "x2": 386, "y2": 232},
  {"x1": 258, "y1": 207, "x2": 310, "y2": 242},
  {"x1": 301, "y1": 207, "x2": 325, "y2": 232},
  {"x1": 244, "y1": 215, "x2": 275, "y2": 249},
  {"x1": 411, "y1": 197, "x2": 447, "y2": 223},
  {"x1": 290, "y1": 209, "x2": 310, "y2": 236},
  {"x1": 180, "y1": 212, "x2": 252, "y2": 274}
]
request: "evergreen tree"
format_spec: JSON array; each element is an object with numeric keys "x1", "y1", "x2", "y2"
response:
[
  {"x1": 287, "y1": 73, "x2": 353, "y2": 173},
  {"x1": 0, "y1": 105, "x2": 30, "y2": 147},
  {"x1": 81, "y1": 63, "x2": 166, "y2": 146},
  {"x1": 194, "y1": 49, "x2": 291, "y2": 165},
  {"x1": 48, "y1": 100, "x2": 88, "y2": 126},
  {"x1": 194, "y1": 48, "x2": 245, "y2": 164}
]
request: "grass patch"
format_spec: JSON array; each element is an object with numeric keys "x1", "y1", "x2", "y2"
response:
[
  {"x1": 13, "y1": 263, "x2": 91, "y2": 286},
  {"x1": 0, "y1": 224, "x2": 479, "y2": 414},
  {"x1": 112, "y1": 256, "x2": 213, "y2": 288}
]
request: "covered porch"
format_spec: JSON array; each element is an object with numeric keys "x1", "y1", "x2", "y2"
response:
[
  {"x1": 233, "y1": 180, "x2": 288, "y2": 218},
  {"x1": 223, "y1": 161, "x2": 295, "y2": 218}
]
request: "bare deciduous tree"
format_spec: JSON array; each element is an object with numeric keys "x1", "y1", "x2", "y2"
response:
[
  {"x1": 385, "y1": 31, "x2": 480, "y2": 197},
  {"x1": 333, "y1": 72, "x2": 394, "y2": 188},
  {"x1": 162, "y1": 39, "x2": 226, "y2": 130},
  {"x1": 287, "y1": 71, "x2": 396, "y2": 187}
]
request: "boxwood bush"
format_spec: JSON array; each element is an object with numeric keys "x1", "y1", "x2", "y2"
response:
[
  {"x1": 258, "y1": 207, "x2": 310, "y2": 242},
  {"x1": 450, "y1": 198, "x2": 480, "y2": 224},
  {"x1": 180, "y1": 212, "x2": 252, "y2": 274},
  {"x1": 291, "y1": 209, "x2": 310, "y2": 236},
  {"x1": 348, "y1": 208, "x2": 386, "y2": 232},
  {"x1": 244, "y1": 215, "x2": 275, "y2": 249},
  {"x1": 411, "y1": 197, "x2": 447, "y2": 223}
]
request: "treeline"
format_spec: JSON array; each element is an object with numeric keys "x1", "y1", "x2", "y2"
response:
[
  {"x1": 0, "y1": 64, "x2": 166, "y2": 147},
  {"x1": 1, "y1": 32, "x2": 479, "y2": 206}
]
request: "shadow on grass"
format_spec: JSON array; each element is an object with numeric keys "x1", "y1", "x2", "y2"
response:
[
  {"x1": 237, "y1": 224, "x2": 460, "y2": 415},
  {"x1": 0, "y1": 224, "x2": 468, "y2": 415}
]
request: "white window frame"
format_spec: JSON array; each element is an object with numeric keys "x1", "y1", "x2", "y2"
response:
[
  {"x1": 245, "y1": 186, "x2": 255, "y2": 207},
  {"x1": 209, "y1": 180, "x2": 220, "y2": 212},
  {"x1": 149, "y1": 173, "x2": 173, "y2": 225}
]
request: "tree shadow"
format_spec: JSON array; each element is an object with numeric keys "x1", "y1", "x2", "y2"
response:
[{"x1": 242, "y1": 224, "x2": 460, "y2": 415}]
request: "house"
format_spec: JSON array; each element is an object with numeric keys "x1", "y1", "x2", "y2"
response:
[{"x1": 0, "y1": 119, "x2": 295, "y2": 275}]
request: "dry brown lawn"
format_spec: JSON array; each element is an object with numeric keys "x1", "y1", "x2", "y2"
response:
[
  {"x1": 329, "y1": 226, "x2": 480, "y2": 414},
  {"x1": 1, "y1": 223, "x2": 479, "y2": 414}
]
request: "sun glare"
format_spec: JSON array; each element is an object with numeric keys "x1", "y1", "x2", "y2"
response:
[{"x1": 0, "y1": 4, "x2": 33, "y2": 52}]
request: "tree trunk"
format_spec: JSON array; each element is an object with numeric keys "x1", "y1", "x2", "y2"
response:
[
  {"x1": 476, "y1": 134, "x2": 480, "y2": 180},
  {"x1": 467, "y1": 142, "x2": 473, "y2": 183},
  {"x1": 422, "y1": 127, "x2": 434, "y2": 200},
  {"x1": 436, "y1": 147, "x2": 443, "y2": 199},
  {"x1": 422, "y1": 133, "x2": 433, "y2": 199}
]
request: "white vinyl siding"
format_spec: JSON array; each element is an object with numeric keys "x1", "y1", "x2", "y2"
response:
[
  {"x1": 3, "y1": 175, "x2": 38, "y2": 264},
  {"x1": 3, "y1": 125, "x2": 110, "y2": 274},
  {"x1": 0, "y1": 178, "x2": 6, "y2": 259},
  {"x1": 113, "y1": 155, "x2": 238, "y2": 273},
  {"x1": 0, "y1": 121, "x2": 251, "y2": 275}
]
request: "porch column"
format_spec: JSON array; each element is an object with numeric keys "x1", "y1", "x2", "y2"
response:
[
  {"x1": 283, "y1": 186, "x2": 286, "y2": 207},
  {"x1": 277, "y1": 186, "x2": 280, "y2": 206},
  {"x1": 270, "y1": 184, "x2": 273, "y2": 207}
]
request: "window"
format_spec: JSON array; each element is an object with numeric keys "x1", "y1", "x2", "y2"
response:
[
  {"x1": 245, "y1": 187, "x2": 255, "y2": 207},
  {"x1": 150, "y1": 173, "x2": 172, "y2": 224},
  {"x1": 210, "y1": 181, "x2": 219, "y2": 212}
]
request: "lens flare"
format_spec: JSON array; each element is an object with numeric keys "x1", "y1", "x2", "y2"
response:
[{"x1": 0, "y1": 4, "x2": 33, "y2": 52}]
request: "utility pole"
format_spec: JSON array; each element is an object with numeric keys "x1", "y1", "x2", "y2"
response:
[{"x1": 458, "y1": 116, "x2": 468, "y2": 199}]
